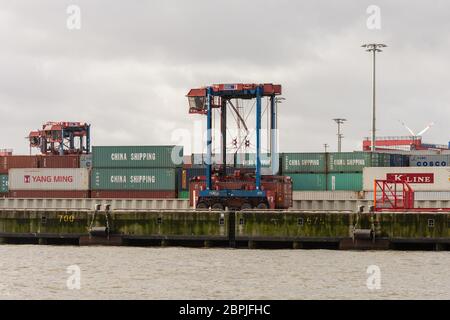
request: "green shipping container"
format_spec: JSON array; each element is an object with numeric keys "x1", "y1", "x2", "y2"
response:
[
  {"x1": 327, "y1": 173, "x2": 362, "y2": 191},
  {"x1": 282, "y1": 153, "x2": 326, "y2": 173},
  {"x1": 91, "y1": 168, "x2": 176, "y2": 191},
  {"x1": 286, "y1": 173, "x2": 327, "y2": 191},
  {"x1": 327, "y1": 152, "x2": 388, "y2": 172},
  {"x1": 92, "y1": 146, "x2": 183, "y2": 168},
  {"x1": 0, "y1": 174, "x2": 8, "y2": 193},
  {"x1": 235, "y1": 153, "x2": 272, "y2": 168},
  {"x1": 178, "y1": 190, "x2": 190, "y2": 199}
]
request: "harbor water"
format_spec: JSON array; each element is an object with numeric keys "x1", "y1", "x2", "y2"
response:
[{"x1": 0, "y1": 245, "x2": 448, "y2": 300}]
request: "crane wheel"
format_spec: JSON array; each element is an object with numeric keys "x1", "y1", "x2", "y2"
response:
[
  {"x1": 196, "y1": 202, "x2": 208, "y2": 210},
  {"x1": 256, "y1": 202, "x2": 268, "y2": 210},
  {"x1": 211, "y1": 203, "x2": 224, "y2": 210},
  {"x1": 240, "y1": 203, "x2": 252, "y2": 210}
]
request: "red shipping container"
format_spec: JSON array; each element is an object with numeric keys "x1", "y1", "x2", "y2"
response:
[
  {"x1": 0, "y1": 156, "x2": 38, "y2": 174},
  {"x1": 90, "y1": 190, "x2": 177, "y2": 199},
  {"x1": 8, "y1": 190, "x2": 90, "y2": 198},
  {"x1": 37, "y1": 155, "x2": 80, "y2": 168}
]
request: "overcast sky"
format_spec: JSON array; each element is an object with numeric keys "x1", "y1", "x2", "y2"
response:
[{"x1": 1, "y1": 0, "x2": 449, "y2": 155}]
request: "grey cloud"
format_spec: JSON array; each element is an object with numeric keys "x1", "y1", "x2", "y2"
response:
[{"x1": 0, "y1": 0, "x2": 449, "y2": 154}]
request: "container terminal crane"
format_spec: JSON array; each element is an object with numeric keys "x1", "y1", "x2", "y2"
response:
[
  {"x1": 28, "y1": 121, "x2": 91, "y2": 155},
  {"x1": 186, "y1": 83, "x2": 292, "y2": 210}
]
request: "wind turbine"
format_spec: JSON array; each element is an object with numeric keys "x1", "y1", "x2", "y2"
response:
[{"x1": 399, "y1": 121, "x2": 435, "y2": 137}]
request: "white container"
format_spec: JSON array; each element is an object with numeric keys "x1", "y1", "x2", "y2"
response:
[
  {"x1": 363, "y1": 167, "x2": 450, "y2": 191},
  {"x1": 8, "y1": 168, "x2": 90, "y2": 190},
  {"x1": 409, "y1": 155, "x2": 450, "y2": 167},
  {"x1": 365, "y1": 191, "x2": 450, "y2": 201},
  {"x1": 80, "y1": 154, "x2": 93, "y2": 168},
  {"x1": 293, "y1": 191, "x2": 363, "y2": 201}
]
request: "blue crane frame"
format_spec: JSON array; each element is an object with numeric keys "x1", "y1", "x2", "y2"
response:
[{"x1": 198, "y1": 84, "x2": 279, "y2": 199}]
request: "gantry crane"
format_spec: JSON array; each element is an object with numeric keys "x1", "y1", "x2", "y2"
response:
[
  {"x1": 28, "y1": 121, "x2": 91, "y2": 155},
  {"x1": 186, "y1": 83, "x2": 292, "y2": 210}
]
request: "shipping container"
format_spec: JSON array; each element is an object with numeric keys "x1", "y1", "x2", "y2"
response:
[
  {"x1": 234, "y1": 153, "x2": 273, "y2": 168},
  {"x1": 80, "y1": 154, "x2": 93, "y2": 168},
  {"x1": 8, "y1": 168, "x2": 90, "y2": 191},
  {"x1": 363, "y1": 167, "x2": 450, "y2": 191},
  {"x1": 387, "y1": 154, "x2": 410, "y2": 167},
  {"x1": 37, "y1": 155, "x2": 80, "y2": 168},
  {"x1": 8, "y1": 190, "x2": 90, "y2": 198},
  {"x1": 177, "y1": 167, "x2": 241, "y2": 192},
  {"x1": 92, "y1": 145, "x2": 183, "y2": 168},
  {"x1": 182, "y1": 155, "x2": 192, "y2": 165},
  {"x1": 293, "y1": 191, "x2": 363, "y2": 201},
  {"x1": 282, "y1": 153, "x2": 326, "y2": 173},
  {"x1": 286, "y1": 173, "x2": 327, "y2": 191},
  {"x1": 0, "y1": 156, "x2": 38, "y2": 174},
  {"x1": 178, "y1": 190, "x2": 189, "y2": 199},
  {"x1": 0, "y1": 174, "x2": 8, "y2": 193},
  {"x1": 364, "y1": 191, "x2": 450, "y2": 201},
  {"x1": 191, "y1": 153, "x2": 235, "y2": 167},
  {"x1": 327, "y1": 173, "x2": 363, "y2": 191},
  {"x1": 328, "y1": 152, "x2": 388, "y2": 172},
  {"x1": 91, "y1": 168, "x2": 176, "y2": 191},
  {"x1": 409, "y1": 155, "x2": 450, "y2": 167},
  {"x1": 90, "y1": 190, "x2": 176, "y2": 199}
]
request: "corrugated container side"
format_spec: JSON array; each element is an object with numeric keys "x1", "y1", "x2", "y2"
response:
[
  {"x1": 234, "y1": 153, "x2": 272, "y2": 168},
  {"x1": 91, "y1": 168, "x2": 176, "y2": 191},
  {"x1": 178, "y1": 167, "x2": 240, "y2": 192},
  {"x1": 328, "y1": 152, "x2": 388, "y2": 172},
  {"x1": 282, "y1": 153, "x2": 326, "y2": 173},
  {"x1": 0, "y1": 156, "x2": 38, "y2": 174},
  {"x1": 191, "y1": 153, "x2": 235, "y2": 167},
  {"x1": 285, "y1": 173, "x2": 327, "y2": 191},
  {"x1": 293, "y1": 191, "x2": 362, "y2": 201},
  {"x1": 92, "y1": 145, "x2": 183, "y2": 168},
  {"x1": 178, "y1": 190, "x2": 189, "y2": 199},
  {"x1": 80, "y1": 154, "x2": 93, "y2": 168},
  {"x1": 409, "y1": 155, "x2": 450, "y2": 167},
  {"x1": 387, "y1": 154, "x2": 410, "y2": 167},
  {"x1": 182, "y1": 155, "x2": 192, "y2": 165},
  {"x1": 90, "y1": 190, "x2": 176, "y2": 199},
  {"x1": 363, "y1": 167, "x2": 450, "y2": 191},
  {"x1": 0, "y1": 174, "x2": 8, "y2": 193},
  {"x1": 327, "y1": 173, "x2": 363, "y2": 191},
  {"x1": 8, "y1": 190, "x2": 90, "y2": 198},
  {"x1": 8, "y1": 168, "x2": 90, "y2": 190},
  {"x1": 364, "y1": 191, "x2": 450, "y2": 201},
  {"x1": 37, "y1": 155, "x2": 80, "y2": 168}
]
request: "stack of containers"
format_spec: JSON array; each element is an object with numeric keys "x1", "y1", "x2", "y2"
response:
[
  {"x1": 281, "y1": 153, "x2": 327, "y2": 191},
  {"x1": 1, "y1": 155, "x2": 38, "y2": 197},
  {"x1": 0, "y1": 155, "x2": 38, "y2": 173},
  {"x1": 234, "y1": 153, "x2": 272, "y2": 168},
  {"x1": 8, "y1": 168, "x2": 90, "y2": 198},
  {"x1": 409, "y1": 154, "x2": 450, "y2": 167},
  {"x1": 363, "y1": 167, "x2": 450, "y2": 200},
  {"x1": 37, "y1": 155, "x2": 80, "y2": 168},
  {"x1": 91, "y1": 146, "x2": 183, "y2": 198},
  {"x1": 2, "y1": 154, "x2": 92, "y2": 198},
  {"x1": 282, "y1": 152, "x2": 407, "y2": 192},
  {"x1": 326, "y1": 152, "x2": 390, "y2": 191},
  {"x1": 191, "y1": 153, "x2": 235, "y2": 167},
  {"x1": 181, "y1": 153, "x2": 235, "y2": 199}
]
